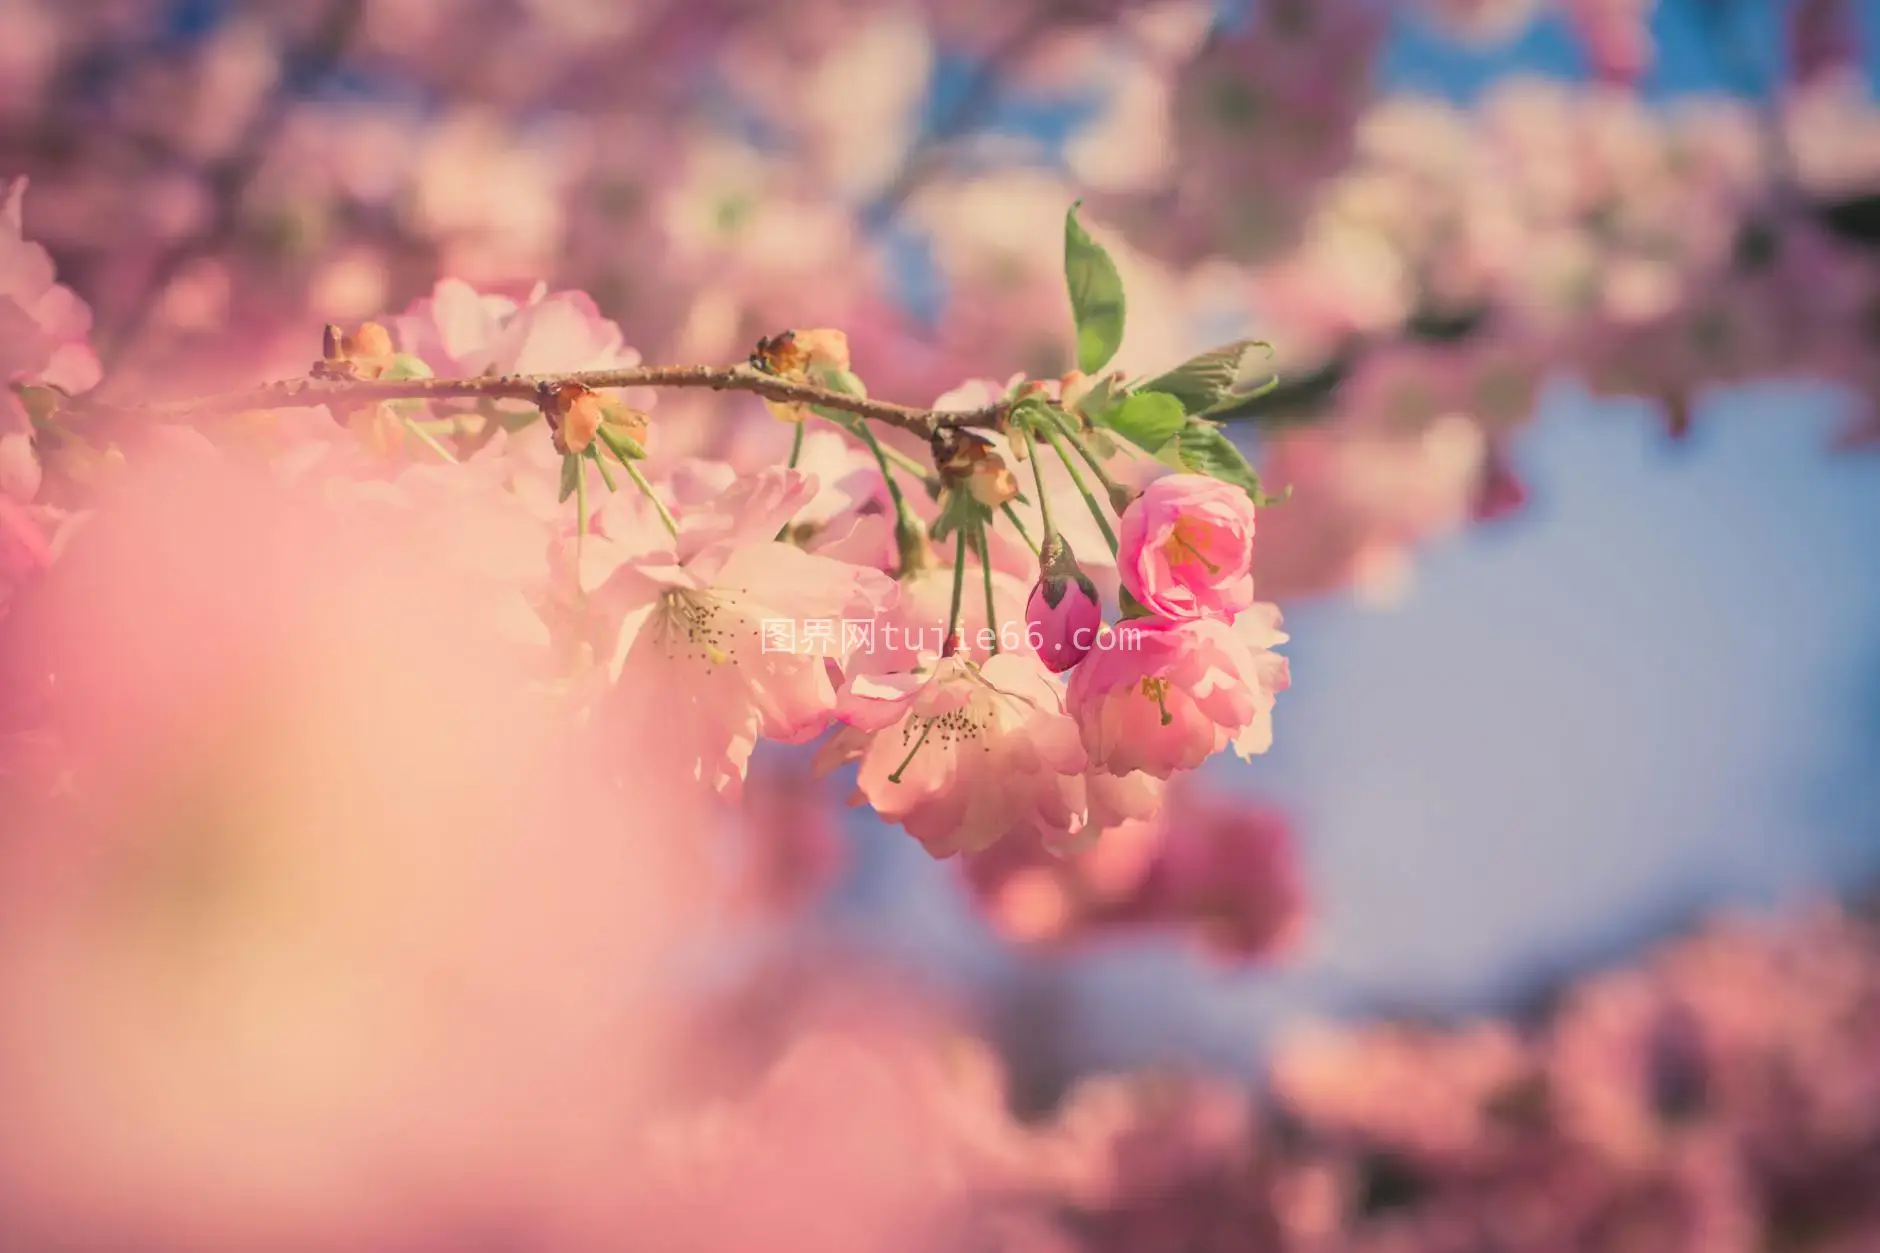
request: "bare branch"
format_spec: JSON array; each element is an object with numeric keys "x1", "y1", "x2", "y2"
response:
[{"x1": 76, "y1": 364, "x2": 1008, "y2": 439}]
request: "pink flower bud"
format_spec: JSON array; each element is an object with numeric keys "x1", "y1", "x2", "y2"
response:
[
  {"x1": 1027, "y1": 574, "x2": 1101, "y2": 674},
  {"x1": 1027, "y1": 536, "x2": 1102, "y2": 673}
]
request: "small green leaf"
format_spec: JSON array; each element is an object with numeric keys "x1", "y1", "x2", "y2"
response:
[
  {"x1": 558, "y1": 452, "x2": 582, "y2": 503},
  {"x1": 1095, "y1": 391, "x2": 1185, "y2": 454},
  {"x1": 1064, "y1": 202, "x2": 1126, "y2": 374},
  {"x1": 1137, "y1": 339, "x2": 1275, "y2": 415},
  {"x1": 1117, "y1": 585, "x2": 1158, "y2": 620},
  {"x1": 1173, "y1": 421, "x2": 1284, "y2": 506}
]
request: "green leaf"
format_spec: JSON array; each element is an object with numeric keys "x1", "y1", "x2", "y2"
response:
[
  {"x1": 1137, "y1": 339, "x2": 1275, "y2": 415},
  {"x1": 1117, "y1": 585, "x2": 1158, "y2": 621},
  {"x1": 1063, "y1": 201, "x2": 1126, "y2": 374},
  {"x1": 1095, "y1": 391, "x2": 1185, "y2": 454},
  {"x1": 1173, "y1": 420, "x2": 1285, "y2": 506},
  {"x1": 558, "y1": 452, "x2": 582, "y2": 503}
]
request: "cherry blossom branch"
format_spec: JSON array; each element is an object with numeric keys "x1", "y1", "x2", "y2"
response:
[{"x1": 84, "y1": 364, "x2": 1009, "y2": 439}]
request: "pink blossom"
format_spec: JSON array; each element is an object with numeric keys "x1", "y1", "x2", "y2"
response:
[
  {"x1": 393, "y1": 276, "x2": 643, "y2": 378},
  {"x1": 965, "y1": 779, "x2": 1304, "y2": 961},
  {"x1": 1066, "y1": 609, "x2": 1289, "y2": 779},
  {"x1": 819, "y1": 651, "x2": 1089, "y2": 858},
  {"x1": 1116, "y1": 474, "x2": 1258, "y2": 622},
  {"x1": 1, "y1": 178, "x2": 100, "y2": 400},
  {"x1": 597, "y1": 468, "x2": 897, "y2": 798},
  {"x1": 1126, "y1": 787, "x2": 1307, "y2": 961}
]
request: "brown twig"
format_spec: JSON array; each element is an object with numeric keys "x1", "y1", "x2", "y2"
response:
[{"x1": 79, "y1": 364, "x2": 1007, "y2": 439}]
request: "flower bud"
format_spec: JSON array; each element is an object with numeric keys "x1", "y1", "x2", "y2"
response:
[
  {"x1": 317, "y1": 321, "x2": 396, "y2": 380},
  {"x1": 1027, "y1": 535, "x2": 1103, "y2": 674},
  {"x1": 751, "y1": 328, "x2": 853, "y2": 423},
  {"x1": 548, "y1": 382, "x2": 605, "y2": 456},
  {"x1": 933, "y1": 428, "x2": 1018, "y2": 508},
  {"x1": 349, "y1": 321, "x2": 395, "y2": 362}
]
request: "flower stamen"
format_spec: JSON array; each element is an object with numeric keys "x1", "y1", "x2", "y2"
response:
[{"x1": 1138, "y1": 675, "x2": 1175, "y2": 726}]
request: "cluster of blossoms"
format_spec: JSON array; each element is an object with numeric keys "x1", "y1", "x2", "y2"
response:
[
  {"x1": 4, "y1": 183, "x2": 1291, "y2": 882},
  {"x1": 625, "y1": 897, "x2": 1880, "y2": 1253}
]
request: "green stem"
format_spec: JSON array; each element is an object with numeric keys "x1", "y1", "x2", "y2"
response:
[
  {"x1": 574, "y1": 452, "x2": 589, "y2": 566},
  {"x1": 587, "y1": 447, "x2": 618, "y2": 492},
  {"x1": 976, "y1": 521, "x2": 1000, "y2": 655},
  {"x1": 841, "y1": 415, "x2": 930, "y2": 575},
  {"x1": 1000, "y1": 502, "x2": 1039, "y2": 557},
  {"x1": 1026, "y1": 429, "x2": 1058, "y2": 543},
  {"x1": 594, "y1": 425, "x2": 678, "y2": 539},
  {"x1": 786, "y1": 420, "x2": 805, "y2": 469},
  {"x1": 943, "y1": 529, "x2": 968, "y2": 657},
  {"x1": 887, "y1": 719, "x2": 937, "y2": 785},
  {"x1": 877, "y1": 441, "x2": 937, "y2": 489},
  {"x1": 595, "y1": 424, "x2": 646, "y2": 462},
  {"x1": 401, "y1": 416, "x2": 459, "y2": 464},
  {"x1": 1049, "y1": 409, "x2": 1129, "y2": 505},
  {"x1": 622, "y1": 459, "x2": 678, "y2": 539},
  {"x1": 840, "y1": 416, "x2": 910, "y2": 515},
  {"x1": 1041, "y1": 424, "x2": 1118, "y2": 555}
]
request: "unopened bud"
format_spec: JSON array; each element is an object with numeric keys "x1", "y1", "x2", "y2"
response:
[
  {"x1": 793, "y1": 327, "x2": 851, "y2": 373},
  {"x1": 607, "y1": 402, "x2": 650, "y2": 449},
  {"x1": 750, "y1": 330, "x2": 809, "y2": 377},
  {"x1": 932, "y1": 428, "x2": 1018, "y2": 508},
  {"x1": 548, "y1": 382, "x2": 605, "y2": 456},
  {"x1": 318, "y1": 320, "x2": 396, "y2": 380},
  {"x1": 1027, "y1": 534, "x2": 1102, "y2": 674},
  {"x1": 350, "y1": 321, "x2": 394, "y2": 361}
]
